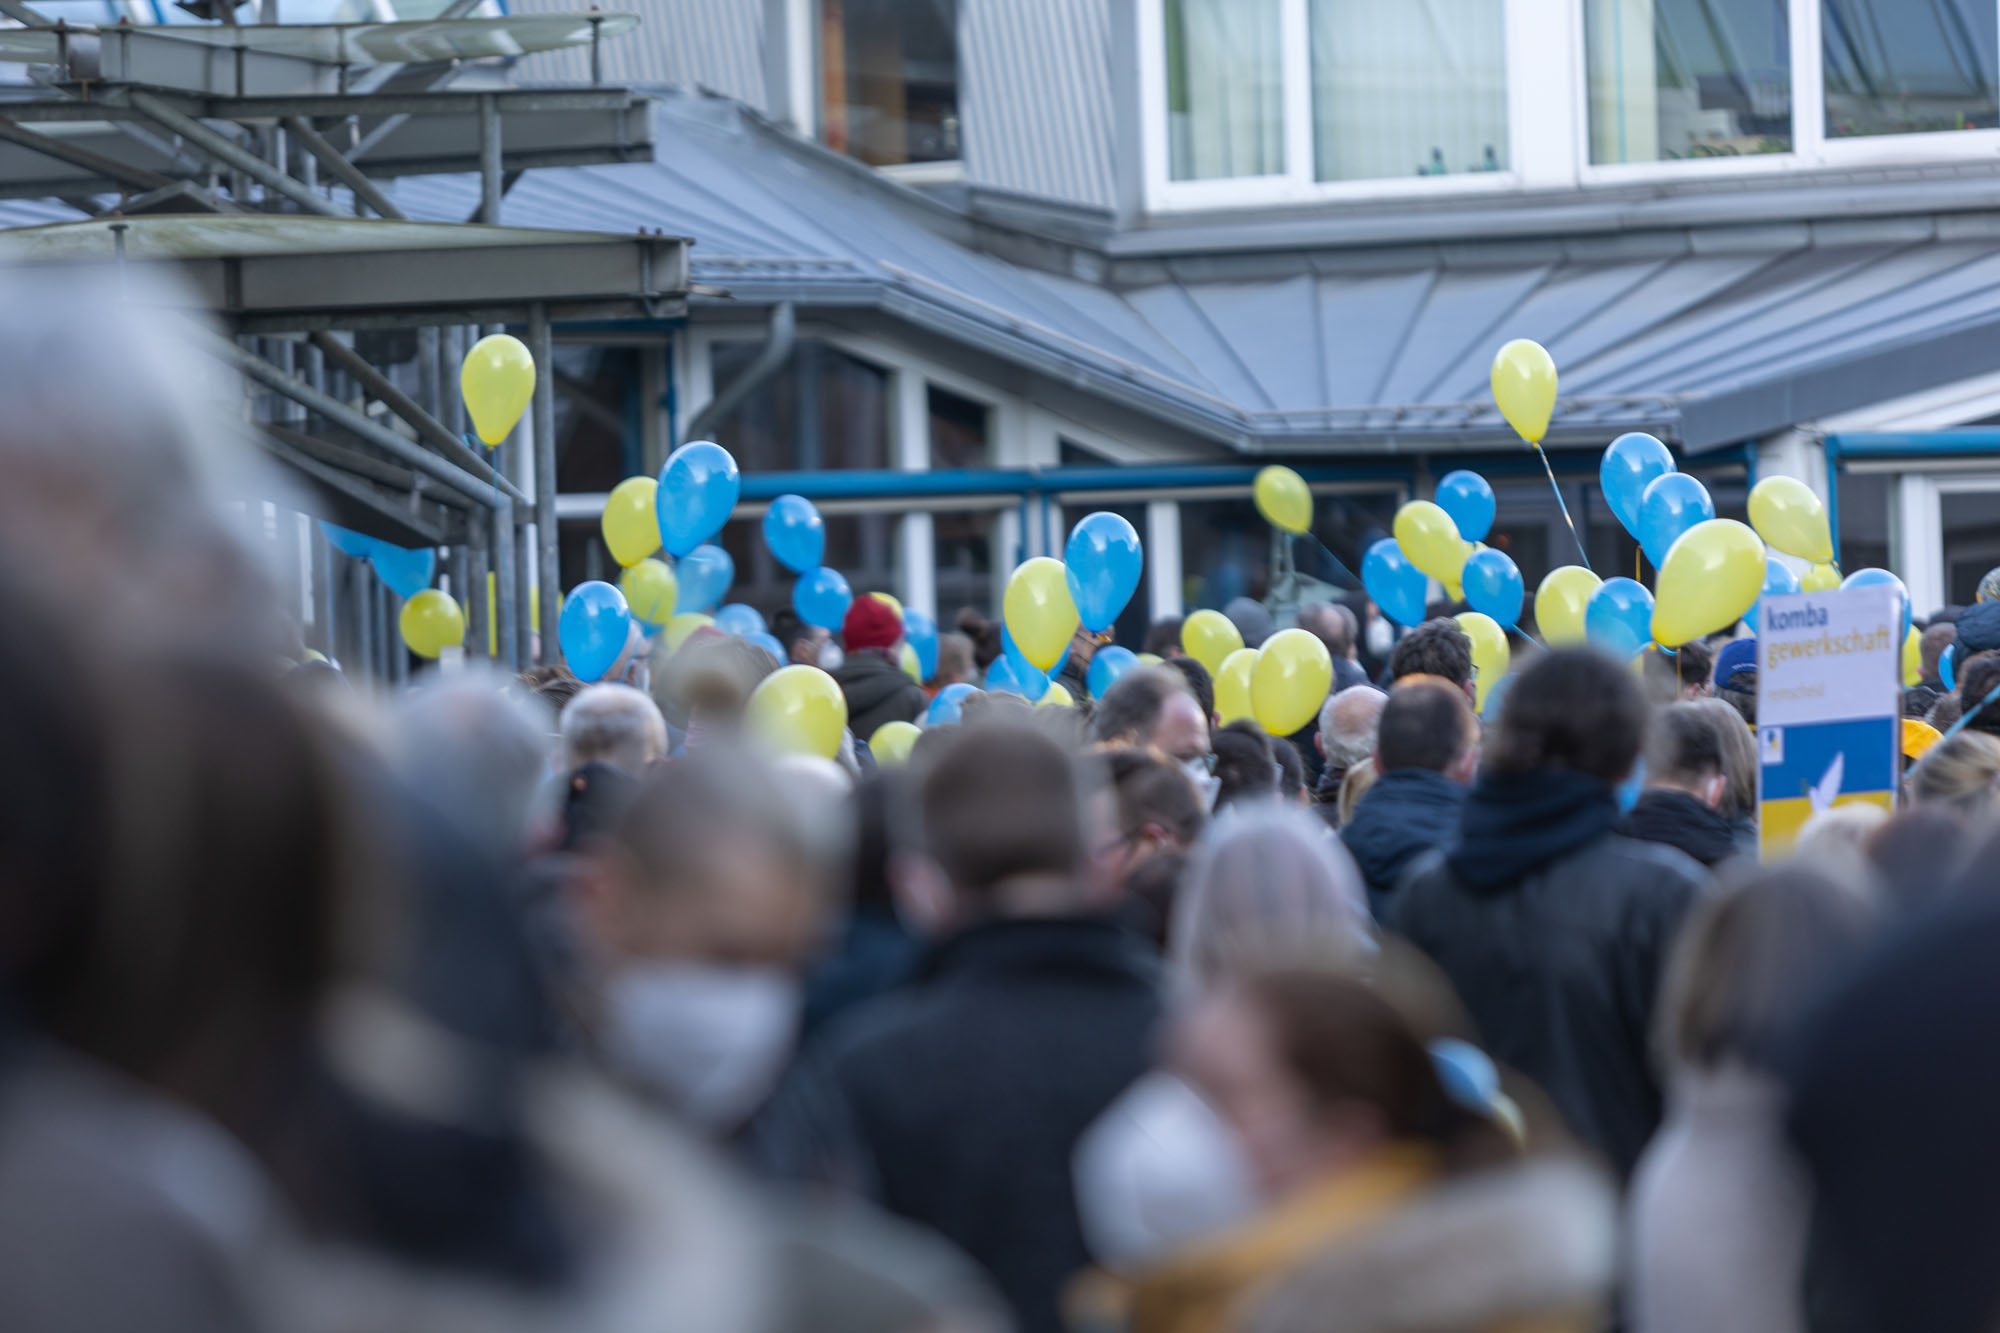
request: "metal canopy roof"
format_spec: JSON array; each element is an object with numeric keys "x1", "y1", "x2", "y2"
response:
[
  {"x1": 0, "y1": 214, "x2": 690, "y2": 329},
  {"x1": 377, "y1": 93, "x2": 2000, "y2": 456}
]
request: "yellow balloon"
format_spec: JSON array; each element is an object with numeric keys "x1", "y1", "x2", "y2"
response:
[
  {"x1": 665, "y1": 611, "x2": 713, "y2": 651},
  {"x1": 869, "y1": 720, "x2": 921, "y2": 767},
  {"x1": 1037, "y1": 681, "x2": 1075, "y2": 709},
  {"x1": 1136, "y1": 653, "x2": 1164, "y2": 667},
  {"x1": 1253, "y1": 466, "x2": 1313, "y2": 535},
  {"x1": 400, "y1": 588, "x2": 464, "y2": 659},
  {"x1": 1250, "y1": 628, "x2": 1334, "y2": 736},
  {"x1": 1904, "y1": 626, "x2": 1923, "y2": 688},
  {"x1": 1652, "y1": 519, "x2": 1765, "y2": 648},
  {"x1": 1491, "y1": 339, "x2": 1558, "y2": 444},
  {"x1": 1535, "y1": 566, "x2": 1602, "y2": 646},
  {"x1": 1394, "y1": 501, "x2": 1469, "y2": 590},
  {"x1": 1747, "y1": 477, "x2": 1832, "y2": 564},
  {"x1": 1801, "y1": 561, "x2": 1841, "y2": 592},
  {"x1": 1454, "y1": 611, "x2": 1510, "y2": 713},
  {"x1": 460, "y1": 333, "x2": 536, "y2": 447},
  {"x1": 746, "y1": 664, "x2": 848, "y2": 760},
  {"x1": 900, "y1": 641, "x2": 923, "y2": 682},
  {"x1": 602, "y1": 477, "x2": 661, "y2": 567},
  {"x1": 1002, "y1": 557, "x2": 1080, "y2": 672},
  {"x1": 871, "y1": 591, "x2": 904, "y2": 618},
  {"x1": 1181, "y1": 609, "x2": 1244, "y2": 676},
  {"x1": 1214, "y1": 648, "x2": 1258, "y2": 725},
  {"x1": 619, "y1": 557, "x2": 678, "y2": 627}
]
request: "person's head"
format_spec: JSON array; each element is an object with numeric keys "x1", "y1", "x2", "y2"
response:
[
  {"x1": 659, "y1": 632, "x2": 779, "y2": 734},
  {"x1": 520, "y1": 664, "x2": 583, "y2": 717},
  {"x1": 1213, "y1": 721, "x2": 1279, "y2": 811},
  {"x1": 1691, "y1": 697, "x2": 1758, "y2": 821},
  {"x1": 575, "y1": 747, "x2": 835, "y2": 1126},
  {"x1": 1101, "y1": 747, "x2": 1208, "y2": 931},
  {"x1": 955, "y1": 608, "x2": 1004, "y2": 669},
  {"x1": 1865, "y1": 807, "x2": 1978, "y2": 911},
  {"x1": 1793, "y1": 804, "x2": 1890, "y2": 866},
  {"x1": 1298, "y1": 601, "x2": 1358, "y2": 662},
  {"x1": 560, "y1": 683, "x2": 669, "y2": 775},
  {"x1": 1318, "y1": 686, "x2": 1388, "y2": 780},
  {"x1": 1660, "y1": 864, "x2": 1877, "y2": 1076},
  {"x1": 1374, "y1": 678, "x2": 1478, "y2": 783},
  {"x1": 1388, "y1": 618, "x2": 1474, "y2": 695},
  {"x1": 1336, "y1": 763, "x2": 1377, "y2": 828},
  {"x1": 1921, "y1": 621, "x2": 1958, "y2": 685},
  {"x1": 1713, "y1": 637, "x2": 1758, "y2": 724},
  {"x1": 1484, "y1": 648, "x2": 1646, "y2": 785},
  {"x1": 841, "y1": 594, "x2": 904, "y2": 657},
  {"x1": 1957, "y1": 653, "x2": 2000, "y2": 736},
  {"x1": 1674, "y1": 638, "x2": 1715, "y2": 699},
  {"x1": 933, "y1": 630, "x2": 976, "y2": 687},
  {"x1": 896, "y1": 722, "x2": 1109, "y2": 932},
  {"x1": 1907, "y1": 731, "x2": 2000, "y2": 820},
  {"x1": 391, "y1": 672, "x2": 554, "y2": 858},
  {"x1": 1273, "y1": 738, "x2": 1308, "y2": 805},
  {"x1": 604, "y1": 618, "x2": 654, "y2": 694},
  {"x1": 1173, "y1": 969, "x2": 1507, "y2": 1202},
  {"x1": 1646, "y1": 702, "x2": 1728, "y2": 808},
  {"x1": 1092, "y1": 666, "x2": 1211, "y2": 765},
  {"x1": 1144, "y1": 616, "x2": 1186, "y2": 659},
  {"x1": 1225, "y1": 597, "x2": 1275, "y2": 651},
  {"x1": 1928, "y1": 693, "x2": 1964, "y2": 732},
  {"x1": 1167, "y1": 656, "x2": 1216, "y2": 726},
  {"x1": 1170, "y1": 804, "x2": 1372, "y2": 991},
  {"x1": 771, "y1": 608, "x2": 829, "y2": 667}
]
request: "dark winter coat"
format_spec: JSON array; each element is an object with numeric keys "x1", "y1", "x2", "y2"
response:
[
  {"x1": 1620, "y1": 789, "x2": 1740, "y2": 869},
  {"x1": 753, "y1": 917, "x2": 1162, "y2": 1333},
  {"x1": 1389, "y1": 770, "x2": 1709, "y2": 1179},
  {"x1": 834, "y1": 650, "x2": 928, "y2": 740},
  {"x1": 1339, "y1": 767, "x2": 1467, "y2": 918}
]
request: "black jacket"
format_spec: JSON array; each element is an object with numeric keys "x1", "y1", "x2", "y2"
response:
[
  {"x1": 1389, "y1": 770, "x2": 1708, "y2": 1179},
  {"x1": 1341, "y1": 767, "x2": 1468, "y2": 917},
  {"x1": 1620, "y1": 789, "x2": 1739, "y2": 868},
  {"x1": 752, "y1": 917, "x2": 1161, "y2": 1333},
  {"x1": 834, "y1": 650, "x2": 928, "y2": 741}
]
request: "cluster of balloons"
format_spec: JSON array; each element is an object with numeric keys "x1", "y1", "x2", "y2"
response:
[
  {"x1": 979, "y1": 510, "x2": 1145, "y2": 706},
  {"x1": 1178, "y1": 612, "x2": 1336, "y2": 736}
]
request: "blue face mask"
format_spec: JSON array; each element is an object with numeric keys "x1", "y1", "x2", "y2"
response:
[{"x1": 1615, "y1": 758, "x2": 1647, "y2": 815}]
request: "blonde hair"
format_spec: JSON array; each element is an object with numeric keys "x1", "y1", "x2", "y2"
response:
[
  {"x1": 1907, "y1": 731, "x2": 2000, "y2": 818},
  {"x1": 657, "y1": 634, "x2": 778, "y2": 726},
  {"x1": 1335, "y1": 762, "x2": 1377, "y2": 828}
]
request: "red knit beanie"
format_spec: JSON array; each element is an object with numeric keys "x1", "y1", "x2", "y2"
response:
[{"x1": 842, "y1": 595, "x2": 903, "y2": 652}]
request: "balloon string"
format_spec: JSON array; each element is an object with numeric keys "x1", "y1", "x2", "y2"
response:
[
  {"x1": 1305, "y1": 533, "x2": 1362, "y2": 589},
  {"x1": 1938, "y1": 679, "x2": 2000, "y2": 746},
  {"x1": 1534, "y1": 442, "x2": 1592, "y2": 571}
]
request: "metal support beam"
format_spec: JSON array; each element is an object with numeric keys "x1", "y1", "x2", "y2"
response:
[
  {"x1": 306, "y1": 329, "x2": 527, "y2": 504},
  {"x1": 477, "y1": 94, "x2": 502, "y2": 224},
  {"x1": 0, "y1": 117, "x2": 175, "y2": 194},
  {"x1": 493, "y1": 488, "x2": 518, "y2": 671},
  {"x1": 0, "y1": 0, "x2": 47, "y2": 21},
  {"x1": 529, "y1": 303, "x2": 560, "y2": 666},
  {"x1": 128, "y1": 91, "x2": 347, "y2": 218},
  {"x1": 466, "y1": 521, "x2": 490, "y2": 660},
  {"x1": 282, "y1": 116, "x2": 405, "y2": 219},
  {"x1": 686, "y1": 301, "x2": 794, "y2": 441},
  {"x1": 260, "y1": 421, "x2": 428, "y2": 494}
]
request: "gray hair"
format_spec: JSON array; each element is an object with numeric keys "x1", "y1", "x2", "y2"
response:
[
  {"x1": 1318, "y1": 685, "x2": 1388, "y2": 775},
  {"x1": 561, "y1": 682, "x2": 668, "y2": 774},
  {"x1": 392, "y1": 669, "x2": 554, "y2": 855},
  {"x1": 1170, "y1": 804, "x2": 1374, "y2": 991}
]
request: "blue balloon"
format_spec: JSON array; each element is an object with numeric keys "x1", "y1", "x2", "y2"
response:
[
  {"x1": 1585, "y1": 576, "x2": 1656, "y2": 659},
  {"x1": 1480, "y1": 670, "x2": 1515, "y2": 722},
  {"x1": 1461, "y1": 548, "x2": 1524, "y2": 629},
  {"x1": 1743, "y1": 557, "x2": 1801, "y2": 633},
  {"x1": 1435, "y1": 471, "x2": 1496, "y2": 544},
  {"x1": 903, "y1": 609, "x2": 940, "y2": 680},
  {"x1": 763, "y1": 493, "x2": 825, "y2": 574},
  {"x1": 794, "y1": 566, "x2": 852, "y2": 631},
  {"x1": 926, "y1": 682, "x2": 980, "y2": 727},
  {"x1": 1636, "y1": 472, "x2": 1714, "y2": 569},
  {"x1": 656, "y1": 440, "x2": 741, "y2": 558},
  {"x1": 746, "y1": 631, "x2": 786, "y2": 662},
  {"x1": 1064, "y1": 511, "x2": 1144, "y2": 633},
  {"x1": 997, "y1": 627, "x2": 1054, "y2": 701},
  {"x1": 675, "y1": 544, "x2": 734, "y2": 614},
  {"x1": 1087, "y1": 645, "x2": 1139, "y2": 700},
  {"x1": 1841, "y1": 567, "x2": 1911, "y2": 644},
  {"x1": 369, "y1": 543, "x2": 436, "y2": 599},
  {"x1": 319, "y1": 522, "x2": 381, "y2": 559},
  {"x1": 714, "y1": 602, "x2": 766, "y2": 637},
  {"x1": 1943, "y1": 642, "x2": 1958, "y2": 692},
  {"x1": 558, "y1": 580, "x2": 633, "y2": 683},
  {"x1": 1362, "y1": 538, "x2": 1428, "y2": 628},
  {"x1": 1601, "y1": 432, "x2": 1676, "y2": 539}
]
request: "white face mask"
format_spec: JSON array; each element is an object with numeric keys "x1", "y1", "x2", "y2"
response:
[
  {"x1": 1181, "y1": 759, "x2": 1222, "y2": 812},
  {"x1": 600, "y1": 963, "x2": 802, "y2": 1130},
  {"x1": 1366, "y1": 616, "x2": 1394, "y2": 658},
  {"x1": 817, "y1": 642, "x2": 846, "y2": 672},
  {"x1": 1073, "y1": 1072, "x2": 1257, "y2": 1272}
]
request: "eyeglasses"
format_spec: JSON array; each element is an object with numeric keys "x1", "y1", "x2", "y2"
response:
[{"x1": 1179, "y1": 752, "x2": 1217, "y2": 775}]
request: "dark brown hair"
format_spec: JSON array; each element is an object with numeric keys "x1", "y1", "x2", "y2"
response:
[
  {"x1": 919, "y1": 722, "x2": 1091, "y2": 895},
  {"x1": 1388, "y1": 618, "x2": 1473, "y2": 689},
  {"x1": 1106, "y1": 746, "x2": 1207, "y2": 846},
  {"x1": 1486, "y1": 648, "x2": 1647, "y2": 784}
]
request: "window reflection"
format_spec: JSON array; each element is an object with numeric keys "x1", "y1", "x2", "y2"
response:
[
  {"x1": 1823, "y1": 0, "x2": 1999, "y2": 137},
  {"x1": 821, "y1": 0, "x2": 961, "y2": 166},
  {"x1": 1310, "y1": 0, "x2": 1509, "y2": 180},
  {"x1": 1165, "y1": 0, "x2": 1285, "y2": 180},
  {"x1": 1942, "y1": 489, "x2": 2000, "y2": 605},
  {"x1": 1585, "y1": 0, "x2": 1792, "y2": 163}
]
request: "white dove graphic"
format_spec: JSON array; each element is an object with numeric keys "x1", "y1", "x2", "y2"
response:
[{"x1": 1807, "y1": 753, "x2": 1845, "y2": 814}]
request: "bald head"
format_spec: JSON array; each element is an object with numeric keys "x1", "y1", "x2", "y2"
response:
[
  {"x1": 1298, "y1": 601, "x2": 1358, "y2": 661},
  {"x1": 562, "y1": 682, "x2": 669, "y2": 774},
  {"x1": 1318, "y1": 686, "x2": 1387, "y2": 777}
]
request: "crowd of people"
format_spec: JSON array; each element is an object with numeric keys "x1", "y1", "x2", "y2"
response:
[{"x1": 11, "y1": 277, "x2": 2000, "y2": 1333}]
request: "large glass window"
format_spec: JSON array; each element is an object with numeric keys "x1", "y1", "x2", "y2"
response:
[
  {"x1": 1942, "y1": 489, "x2": 2000, "y2": 604},
  {"x1": 1836, "y1": 470, "x2": 1891, "y2": 573},
  {"x1": 1586, "y1": 0, "x2": 1793, "y2": 163},
  {"x1": 1823, "y1": 0, "x2": 1999, "y2": 137},
  {"x1": 821, "y1": 0, "x2": 961, "y2": 166},
  {"x1": 1165, "y1": 0, "x2": 1286, "y2": 180},
  {"x1": 931, "y1": 387, "x2": 996, "y2": 619},
  {"x1": 1310, "y1": 0, "x2": 1509, "y2": 180}
]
